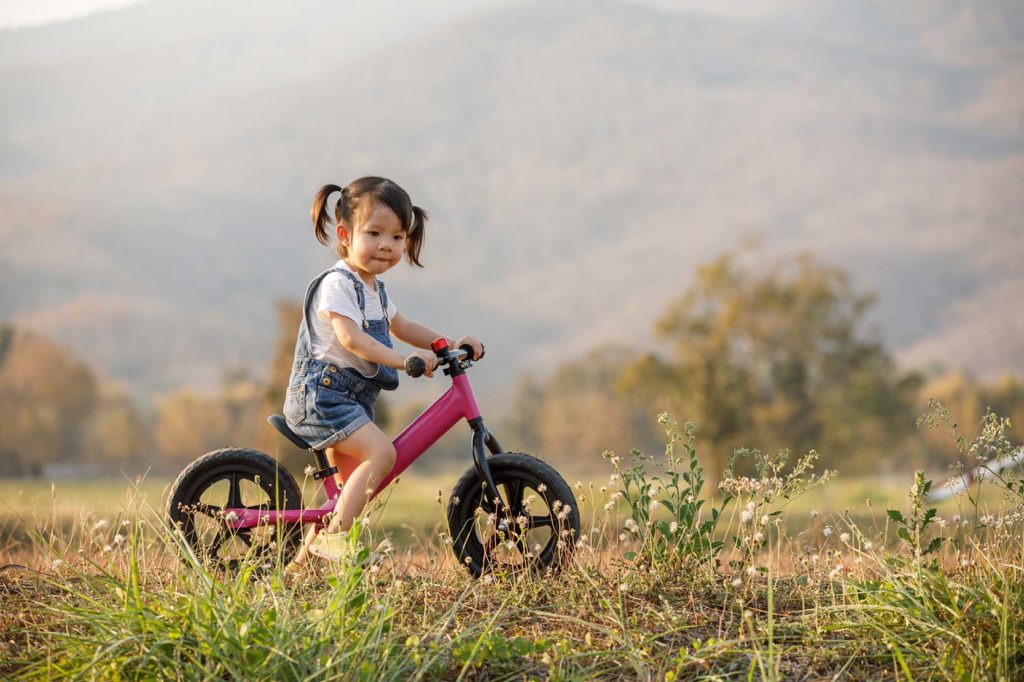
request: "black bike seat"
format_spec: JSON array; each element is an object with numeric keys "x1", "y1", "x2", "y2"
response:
[{"x1": 267, "y1": 415, "x2": 313, "y2": 451}]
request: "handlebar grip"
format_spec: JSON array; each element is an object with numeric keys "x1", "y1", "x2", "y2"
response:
[
  {"x1": 459, "y1": 343, "x2": 485, "y2": 360},
  {"x1": 405, "y1": 356, "x2": 426, "y2": 378}
]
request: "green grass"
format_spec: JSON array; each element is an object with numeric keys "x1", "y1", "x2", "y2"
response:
[{"x1": 2, "y1": 410, "x2": 1021, "y2": 681}]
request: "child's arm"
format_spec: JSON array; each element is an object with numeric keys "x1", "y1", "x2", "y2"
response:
[
  {"x1": 390, "y1": 312, "x2": 484, "y2": 360},
  {"x1": 389, "y1": 312, "x2": 449, "y2": 350},
  {"x1": 330, "y1": 313, "x2": 438, "y2": 375}
]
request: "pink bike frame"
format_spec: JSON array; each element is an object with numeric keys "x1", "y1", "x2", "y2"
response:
[{"x1": 228, "y1": 372, "x2": 483, "y2": 530}]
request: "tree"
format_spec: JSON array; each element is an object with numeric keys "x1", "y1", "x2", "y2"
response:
[
  {"x1": 618, "y1": 252, "x2": 922, "y2": 475},
  {"x1": 0, "y1": 325, "x2": 98, "y2": 475},
  {"x1": 510, "y1": 346, "x2": 661, "y2": 475}
]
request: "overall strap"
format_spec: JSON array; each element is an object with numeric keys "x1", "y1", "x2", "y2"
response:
[
  {"x1": 377, "y1": 280, "x2": 391, "y2": 330},
  {"x1": 333, "y1": 268, "x2": 390, "y2": 331}
]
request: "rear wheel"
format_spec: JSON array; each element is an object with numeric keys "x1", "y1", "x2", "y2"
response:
[
  {"x1": 166, "y1": 448, "x2": 303, "y2": 571},
  {"x1": 447, "y1": 453, "x2": 579, "y2": 577}
]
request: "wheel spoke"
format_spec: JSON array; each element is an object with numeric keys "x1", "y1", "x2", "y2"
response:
[
  {"x1": 505, "y1": 478, "x2": 527, "y2": 515},
  {"x1": 237, "y1": 529, "x2": 253, "y2": 548},
  {"x1": 527, "y1": 515, "x2": 553, "y2": 529},
  {"x1": 227, "y1": 473, "x2": 243, "y2": 509}
]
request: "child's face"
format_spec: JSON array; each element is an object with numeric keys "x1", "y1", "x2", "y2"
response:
[{"x1": 338, "y1": 202, "x2": 407, "y2": 278}]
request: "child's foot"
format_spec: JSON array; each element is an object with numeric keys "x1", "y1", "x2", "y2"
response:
[
  {"x1": 308, "y1": 531, "x2": 351, "y2": 563},
  {"x1": 309, "y1": 532, "x2": 385, "y2": 567}
]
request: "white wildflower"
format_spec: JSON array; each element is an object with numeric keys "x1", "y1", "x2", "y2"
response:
[
  {"x1": 740, "y1": 510, "x2": 754, "y2": 524},
  {"x1": 619, "y1": 583, "x2": 629, "y2": 593},
  {"x1": 224, "y1": 511, "x2": 239, "y2": 523},
  {"x1": 113, "y1": 534, "x2": 126, "y2": 545},
  {"x1": 731, "y1": 577, "x2": 742, "y2": 588},
  {"x1": 839, "y1": 532, "x2": 850, "y2": 543},
  {"x1": 822, "y1": 526, "x2": 833, "y2": 537},
  {"x1": 51, "y1": 559, "x2": 64, "y2": 570},
  {"x1": 760, "y1": 515, "x2": 770, "y2": 526},
  {"x1": 649, "y1": 499, "x2": 660, "y2": 511},
  {"x1": 93, "y1": 519, "x2": 109, "y2": 532},
  {"x1": 483, "y1": 575, "x2": 494, "y2": 584},
  {"x1": 752, "y1": 532, "x2": 764, "y2": 543},
  {"x1": 669, "y1": 521, "x2": 678, "y2": 533},
  {"x1": 810, "y1": 510, "x2": 819, "y2": 518},
  {"x1": 604, "y1": 501, "x2": 615, "y2": 511},
  {"x1": 745, "y1": 565, "x2": 757, "y2": 576},
  {"x1": 537, "y1": 483, "x2": 547, "y2": 493},
  {"x1": 304, "y1": 465, "x2": 315, "y2": 476}
]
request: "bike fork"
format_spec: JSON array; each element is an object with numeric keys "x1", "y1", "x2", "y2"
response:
[{"x1": 469, "y1": 417, "x2": 505, "y2": 513}]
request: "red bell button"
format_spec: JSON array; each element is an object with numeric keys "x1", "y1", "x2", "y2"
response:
[{"x1": 431, "y1": 338, "x2": 450, "y2": 353}]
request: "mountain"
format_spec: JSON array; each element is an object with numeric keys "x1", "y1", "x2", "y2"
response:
[{"x1": 1, "y1": 0, "x2": 1022, "y2": 406}]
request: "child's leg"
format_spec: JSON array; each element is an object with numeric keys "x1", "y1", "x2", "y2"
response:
[
  {"x1": 291, "y1": 423, "x2": 395, "y2": 565},
  {"x1": 322, "y1": 422, "x2": 396, "y2": 534},
  {"x1": 327, "y1": 449, "x2": 361, "y2": 485}
]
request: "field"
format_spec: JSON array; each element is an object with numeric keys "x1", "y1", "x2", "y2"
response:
[{"x1": 1, "y1": 419, "x2": 1022, "y2": 681}]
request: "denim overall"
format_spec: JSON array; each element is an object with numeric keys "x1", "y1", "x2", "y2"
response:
[{"x1": 283, "y1": 268, "x2": 399, "y2": 450}]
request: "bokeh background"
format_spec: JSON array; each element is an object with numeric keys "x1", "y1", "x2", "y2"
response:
[{"x1": 1, "y1": 0, "x2": 1022, "y2": 490}]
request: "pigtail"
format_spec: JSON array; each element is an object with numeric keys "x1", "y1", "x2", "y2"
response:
[
  {"x1": 406, "y1": 205, "x2": 428, "y2": 267},
  {"x1": 311, "y1": 184, "x2": 342, "y2": 246}
]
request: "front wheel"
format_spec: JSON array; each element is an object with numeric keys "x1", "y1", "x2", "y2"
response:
[
  {"x1": 166, "y1": 448, "x2": 304, "y2": 571},
  {"x1": 447, "y1": 453, "x2": 579, "y2": 577}
]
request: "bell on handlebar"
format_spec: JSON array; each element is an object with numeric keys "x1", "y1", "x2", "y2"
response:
[{"x1": 431, "y1": 338, "x2": 450, "y2": 356}]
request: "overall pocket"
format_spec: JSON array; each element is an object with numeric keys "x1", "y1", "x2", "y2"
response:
[{"x1": 283, "y1": 384, "x2": 307, "y2": 427}]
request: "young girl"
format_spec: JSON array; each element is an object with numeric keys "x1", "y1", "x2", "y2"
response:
[{"x1": 284, "y1": 176, "x2": 483, "y2": 564}]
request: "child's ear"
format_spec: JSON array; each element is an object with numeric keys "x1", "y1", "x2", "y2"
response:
[{"x1": 336, "y1": 224, "x2": 349, "y2": 246}]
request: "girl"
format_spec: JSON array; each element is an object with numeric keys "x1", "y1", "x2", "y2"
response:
[{"x1": 284, "y1": 176, "x2": 483, "y2": 564}]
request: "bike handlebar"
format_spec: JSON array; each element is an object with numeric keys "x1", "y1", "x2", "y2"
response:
[{"x1": 404, "y1": 344, "x2": 481, "y2": 378}]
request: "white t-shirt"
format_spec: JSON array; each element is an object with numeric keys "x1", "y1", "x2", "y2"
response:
[{"x1": 308, "y1": 260, "x2": 398, "y2": 376}]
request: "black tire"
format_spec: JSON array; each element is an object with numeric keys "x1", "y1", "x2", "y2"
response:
[
  {"x1": 447, "y1": 453, "x2": 579, "y2": 578},
  {"x1": 166, "y1": 448, "x2": 303, "y2": 571}
]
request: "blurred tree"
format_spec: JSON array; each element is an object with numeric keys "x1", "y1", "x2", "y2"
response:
[
  {"x1": 82, "y1": 386, "x2": 150, "y2": 467},
  {"x1": 154, "y1": 389, "x2": 231, "y2": 468},
  {"x1": 0, "y1": 325, "x2": 98, "y2": 475},
  {"x1": 510, "y1": 347, "x2": 661, "y2": 475},
  {"x1": 920, "y1": 372, "x2": 1024, "y2": 467},
  {"x1": 616, "y1": 251, "x2": 923, "y2": 476}
]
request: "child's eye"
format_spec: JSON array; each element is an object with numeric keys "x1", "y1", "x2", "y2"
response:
[
  {"x1": 394, "y1": 234, "x2": 406, "y2": 241},
  {"x1": 368, "y1": 231, "x2": 380, "y2": 237}
]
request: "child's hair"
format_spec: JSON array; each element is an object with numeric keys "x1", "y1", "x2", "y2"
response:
[{"x1": 311, "y1": 176, "x2": 427, "y2": 267}]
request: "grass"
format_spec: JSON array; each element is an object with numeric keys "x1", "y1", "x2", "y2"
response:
[{"x1": 1, "y1": 409, "x2": 1022, "y2": 680}]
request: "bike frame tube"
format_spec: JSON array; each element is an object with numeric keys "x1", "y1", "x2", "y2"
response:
[{"x1": 230, "y1": 371, "x2": 483, "y2": 529}]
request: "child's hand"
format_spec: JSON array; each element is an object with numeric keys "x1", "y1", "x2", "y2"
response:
[
  {"x1": 455, "y1": 336, "x2": 485, "y2": 361},
  {"x1": 406, "y1": 349, "x2": 439, "y2": 377}
]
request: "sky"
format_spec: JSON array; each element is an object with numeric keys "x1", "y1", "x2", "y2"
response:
[
  {"x1": 0, "y1": 0, "x2": 807, "y2": 30},
  {"x1": 0, "y1": 0, "x2": 139, "y2": 28}
]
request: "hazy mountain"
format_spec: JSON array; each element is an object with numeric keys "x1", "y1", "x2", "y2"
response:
[{"x1": 1, "y1": 0, "x2": 1021, "y2": 407}]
